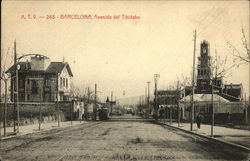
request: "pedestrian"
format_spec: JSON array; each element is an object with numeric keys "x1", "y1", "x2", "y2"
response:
[{"x1": 196, "y1": 113, "x2": 202, "y2": 129}]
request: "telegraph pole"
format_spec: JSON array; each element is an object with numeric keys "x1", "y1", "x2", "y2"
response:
[
  {"x1": 57, "y1": 80, "x2": 60, "y2": 127},
  {"x1": 0, "y1": 48, "x2": 2, "y2": 138},
  {"x1": 147, "y1": 81, "x2": 150, "y2": 118},
  {"x1": 177, "y1": 80, "x2": 180, "y2": 127},
  {"x1": 111, "y1": 91, "x2": 113, "y2": 118},
  {"x1": 87, "y1": 87, "x2": 90, "y2": 120},
  {"x1": 245, "y1": 93, "x2": 248, "y2": 124},
  {"x1": 211, "y1": 84, "x2": 214, "y2": 137},
  {"x1": 154, "y1": 74, "x2": 160, "y2": 120},
  {"x1": 4, "y1": 80, "x2": 7, "y2": 136},
  {"x1": 94, "y1": 84, "x2": 97, "y2": 121},
  {"x1": 13, "y1": 40, "x2": 17, "y2": 133},
  {"x1": 191, "y1": 30, "x2": 196, "y2": 131},
  {"x1": 248, "y1": 52, "x2": 250, "y2": 124}
]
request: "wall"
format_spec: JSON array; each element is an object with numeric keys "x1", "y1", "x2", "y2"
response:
[{"x1": 0, "y1": 102, "x2": 75, "y2": 127}]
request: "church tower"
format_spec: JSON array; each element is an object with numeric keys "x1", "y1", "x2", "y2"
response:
[{"x1": 197, "y1": 40, "x2": 212, "y2": 93}]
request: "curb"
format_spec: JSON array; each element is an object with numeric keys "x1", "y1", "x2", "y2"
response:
[{"x1": 155, "y1": 121, "x2": 250, "y2": 153}]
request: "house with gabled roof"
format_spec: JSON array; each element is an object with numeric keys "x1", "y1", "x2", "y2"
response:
[{"x1": 6, "y1": 55, "x2": 73, "y2": 102}]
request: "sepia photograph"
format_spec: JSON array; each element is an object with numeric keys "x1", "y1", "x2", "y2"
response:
[{"x1": 0, "y1": 0, "x2": 250, "y2": 161}]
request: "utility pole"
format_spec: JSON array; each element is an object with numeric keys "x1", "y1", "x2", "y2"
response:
[
  {"x1": 154, "y1": 74, "x2": 160, "y2": 120},
  {"x1": 170, "y1": 96, "x2": 172, "y2": 125},
  {"x1": 94, "y1": 84, "x2": 97, "y2": 121},
  {"x1": 87, "y1": 87, "x2": 90, "y2": 120},
  {"x1": 245, "y1": 93, "x2": 248, "y2": 124},
  {"x1": 39, "y1": 88, "x2": 42, "y2": 130},
  {"x1": 248, "y1": 42, "x2": 250, "y2": 124},
  {"x1": 57, "y1": 74, "x2": 60, "y2": 127},
  {"x1": 147, "y1": 81, "x2": 150, "y2": 118},
  {"x1": 211, "y1": 84, "x2": 214, "y2": 137},
  {"x1": 0, "y1": 48, "x2": 2, "y2": 138},
  {"x1": 177, "y1": 80, "x2": 180, "y2": 127},
  {"x1": 111, "y1": 91, "x2": 113, "y2": 118},
  {"x1": 191, "y1": 30, "x2": 196, "y2": 131},
  {"x1": 71, "y1": 99, "x2": 73, "y2": 125},
  {"x1": 4, "y1": 80, "x2": 7, "y2": 136},
  {"x1": 13, "y1": 40, "x2": 17, "y2": 133}
]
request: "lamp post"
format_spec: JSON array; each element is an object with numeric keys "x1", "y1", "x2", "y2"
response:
[
  {"x1": 16, "y1": 64, "x2": 20, "y2": 133},
  {"x1": 13, "y1": 53, "x2": 48, "y2": 132}
]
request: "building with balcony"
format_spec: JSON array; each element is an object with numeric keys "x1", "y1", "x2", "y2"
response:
[{"x1": 6, "y1": 55, "x2": 73, "y2": 102}]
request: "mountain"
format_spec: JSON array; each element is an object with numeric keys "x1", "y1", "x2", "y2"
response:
[{"x1": 117, "y1": 95, "x2": 154, "y2": 105}]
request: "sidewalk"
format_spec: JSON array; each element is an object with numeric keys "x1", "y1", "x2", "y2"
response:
[
  {"x1": 0, "y1": 120, "x2": 87, "y2": 140},
  {"x1": 158, "y1": 119, "x2": 250, "y2": 149}
]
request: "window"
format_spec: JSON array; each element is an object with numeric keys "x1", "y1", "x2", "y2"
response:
[
  {"x1": 19, "y1": 93, "x2": 25, "y2": 102},
  {"x1": 31, "y1": 80, "x2": 38, "y2": 94},
  {"x1": 27, "y1": 79, "x2": 30, "y2": 85},
  {"x1": 27, "y1": 94, "x2": 30, "y2": 101},
  {"x1": 45, "y1": 78, "x2": 49, "y2": 87},
  {"x1": 66, "y1": 79, "x2": 68, "y2": 88},
  {"x1": 19, "y1": 79, "x2": 24, "y2": 88},
  {"x1": 63, "y1": 78, "x2": 65, "y2": 87},
  {"x1": 60, "y1": 78, "x2": 62, "y2": 88}
]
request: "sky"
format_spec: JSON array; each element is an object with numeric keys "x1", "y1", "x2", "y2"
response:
[{"x1": 1, "y1": 0, "x2": 249, "y2": 102}]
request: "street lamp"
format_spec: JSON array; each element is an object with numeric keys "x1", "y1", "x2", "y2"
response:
[
  {"x1": 16, "y1": 64, "x2": 20, "y2": 133},
  {"x1": 13, "y1": 54, "x2": 47, "y2": 133}
]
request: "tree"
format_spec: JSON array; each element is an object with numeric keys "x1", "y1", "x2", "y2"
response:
[{"x1": 227, "y1": 27, "x2": 250, "y2": 63}]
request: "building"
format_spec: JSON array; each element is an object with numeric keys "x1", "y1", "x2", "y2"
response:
[
  {"x1": 6, "y1": 55, "x2": 73, "y2": 102},
  {"x1": 157, "y1": 90, "x2": 181, "y2": 119},
  {"x1": 196, "y1": 40, "x2": 242, "y2": 101},
  {"x1": 197, "y1": 40, "x2": 212, "y2": 93}
]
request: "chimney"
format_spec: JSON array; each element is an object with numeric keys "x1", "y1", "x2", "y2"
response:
[{"x1": 30, "y1": 55, "x2": 51, "y2": 71}]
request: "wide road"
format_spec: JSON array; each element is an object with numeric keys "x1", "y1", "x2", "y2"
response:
[{"x1": 0, "y1": 115, "x2": 249, "y2": 161}]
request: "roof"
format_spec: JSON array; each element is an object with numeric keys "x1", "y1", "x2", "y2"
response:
[
  {"x1": 6, "y1": 62, "x2": 31, "y2": 73},
  {"x1": 46, "y1": 62, "x2": 73, "y2": 76},
  {"x1": 6, "y1": 62, "x2": 73, "y2": 77},
  {"x1": 180, "y1": 94, "x2": 230, "y2": 103}
]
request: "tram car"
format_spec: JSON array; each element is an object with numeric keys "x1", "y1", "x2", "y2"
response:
[{"x1": 98, "y1": 107, "x2": 109, "y2": 121}]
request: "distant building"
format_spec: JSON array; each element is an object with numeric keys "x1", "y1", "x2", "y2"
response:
[
  {"x1": 157, "y1": 90, "x2": 180, "y2": 106},
  {"x1": 157, "y1": 90, "x2": 181, "y2": 119},
  {"x1": 6, "y1": 55, "x2": 73, "y2": 102}
]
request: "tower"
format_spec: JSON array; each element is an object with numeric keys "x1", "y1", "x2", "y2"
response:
[{"x1": 197, "y1": 40, "x2": 212, "y2": 93}]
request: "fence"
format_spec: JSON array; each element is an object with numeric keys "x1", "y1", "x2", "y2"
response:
[{"x1": 180, "y1": 101, "x2": 250, "y2": 124}]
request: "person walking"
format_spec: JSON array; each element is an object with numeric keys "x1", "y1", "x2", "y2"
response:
[{"x1": 196, "y1": 113, "x2": 203, "y2": 129}]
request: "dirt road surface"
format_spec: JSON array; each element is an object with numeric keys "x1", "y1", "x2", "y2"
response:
[{"x1": 0, "y1": 115, "x2": 249, "y2": 161}]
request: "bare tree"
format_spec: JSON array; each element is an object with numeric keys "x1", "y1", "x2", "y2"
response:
[
  {"x1": 227, "y1": 27, "x2": 250, "y2": 63},
  {"x1": 211, "y1": 48, "x2": 230, "y2": 79}
]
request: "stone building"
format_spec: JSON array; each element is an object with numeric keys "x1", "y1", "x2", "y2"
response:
[{"x1": 7, "y1": 55, "x2": 73, "y2": 102}]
